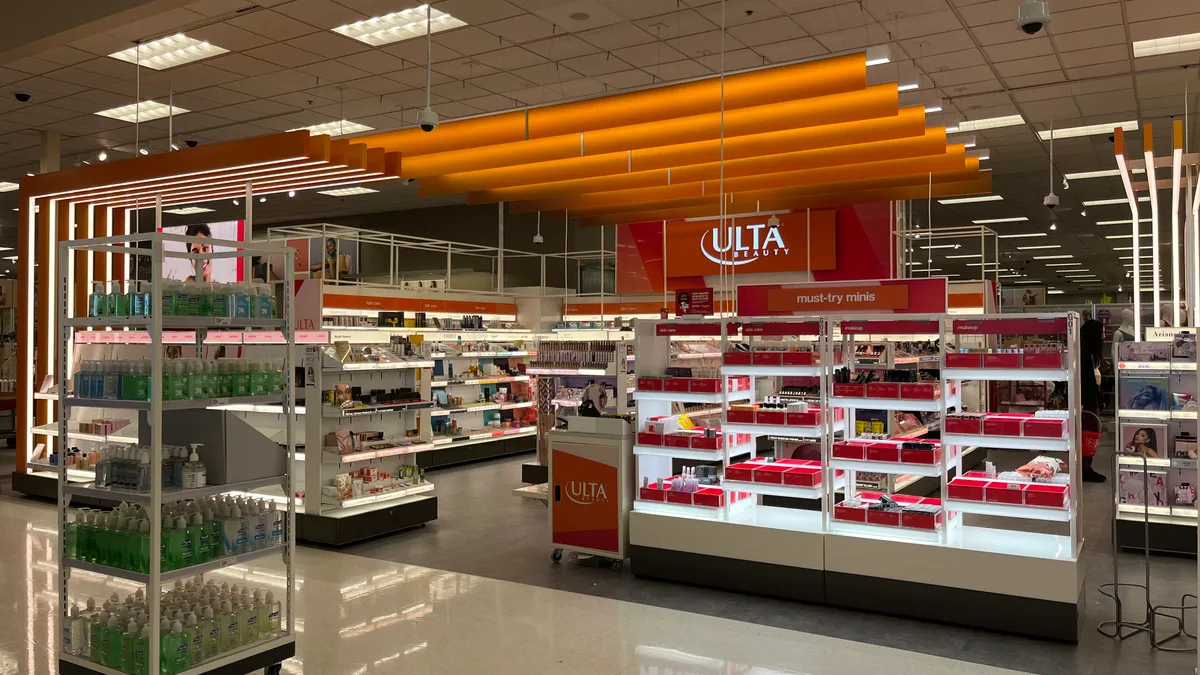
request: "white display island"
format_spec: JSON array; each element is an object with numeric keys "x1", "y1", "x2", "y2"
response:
[{"x1": 628, "y1": 314, "x2": 1083, "y2": 641}]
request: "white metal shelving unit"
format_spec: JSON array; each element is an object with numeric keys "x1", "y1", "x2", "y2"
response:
[{"x1": 56, "y1": 232, "x2": 298, "y2": 675}]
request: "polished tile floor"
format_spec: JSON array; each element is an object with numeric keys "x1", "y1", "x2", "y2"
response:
[{"x1": 0, "y1": 492, "x2": 1037, "y2": 675}]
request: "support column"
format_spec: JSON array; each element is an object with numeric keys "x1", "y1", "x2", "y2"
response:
[{"x1": 497, "y1": 202, "x2": 504, "y2": 293}]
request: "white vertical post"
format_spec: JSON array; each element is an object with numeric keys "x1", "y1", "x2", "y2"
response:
[
  {"x1": 245, "y1": 181, "x2": 253, "y2": 281},
  {"x1": 497, "y1": 202, "x2": 504, "y2": 293},
  {"x1": 445, "y1": 244, "x2": 451, "y2": 291}
]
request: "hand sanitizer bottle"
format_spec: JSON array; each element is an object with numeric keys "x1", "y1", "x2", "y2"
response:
[
  {"x1": 182, "y1": 445, "x2": 206, "y2": 489},
  {"x1": 102, "y1": 615, "x2": 124, "y2": 669},
  {"x1": 185, "y1": 614, "x2": 204, "y2": 667},
  {"x1": 221, "y1": 506, "x2": 247, "y2": 556},
  {"x1": 63, "y1": 605, "x2": 82, "y2": 655},
  {"x1": 249, "y1": 502, "x2": 266, "y2": 552},
  {"x1": 203, "y1": 508, "x2": 222, "y2": 561},
  {"x1": 172, "y1": 447, "x2": 187, "y2": 487},
  {"x1": 200, "y1": 606, "x2": 220, "y2": 660},
  {"x1": 131, "y1": 625, "x2": 149, "y2": 675},
  {"x1": 268, "y1": 502, "x2": 283, "y2": 547},
  {"x1": 169, "y1": 620, "x2": 190, "y2": 675},
  {"x1": 238, "y1": 598, "x2": 258, "y2": 644},
  {"x1": 219, "y1": 600, "x2": 239, "y2": 652},
  {"x1": 88, "y1": 612, "x2": 108, "y2": 663},
  {"x1": 121, "y1": 620, "x2": 139, "y2": 673},
  {"x1": 264, "y1": 591, "x2": 281, "y2": 634}
]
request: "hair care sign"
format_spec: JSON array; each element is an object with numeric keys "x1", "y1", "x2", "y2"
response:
[
  {"x1": 675, "y1": 287, "x2": 713, "y2": 317},
  {"x1": 738, "y1": 278, "x2": 948, "y2": 316},
  {"x1": 665, "y1": 212, "x2": 836, "y2": 277}
]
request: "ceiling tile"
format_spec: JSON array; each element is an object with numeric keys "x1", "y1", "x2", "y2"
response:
[
  {"x1": 1050, "y1": 3, "x2": 1125, "y2": 33},
  {"x1": 755, "y1": 37, "x2": 829, "y2": 63},
  {"x1": 466, "y1": 71, "x2": 535, "y2": 94},
  {"x1": 887, "y1": 10, "x2": 964, "y2": 40},
  {"x1": 229, "y1": 10, "x2": 320, "y2": 41},
  {"x1": 207, "y1": 53, "x2": 284, "y2": 77},
  {"x1": 792, "y1": 4, "x2": 870, "y2": 34},
  {"x1": 69, "y1": 33, "x2": 136, "y2": 56},
  {"x1": 297, "y1": 60, "x2": 371, "y2": 83},
  {"x1": 900, "y1": 29, "x2": 979, "y2": 57},
  {"x1": 246, "y1": 43, "x2": 325, "y2": 68},
  {"x1": 187, "y1": 86, "x2": 257, "y2": 105},
  {"x1": 577, "y1": 23, "x2": 657, "y2": 51},
  {"x1": 1065, "y1": 62, "x2": 1131, "y2": 80},
  {"x1": 430, "y1": 80, "x2": 494, "y2": 101},
  {"x1": 929, "y1": 64, "x2": 995, "y2": 88},
  {"x1": 633, "y1": 9, "x2": 716, "y2": 38},
  {"x1": 380, "y1": 39, "x2": 463, "y2": 65},
  {"x1": 285, "y1": 31, "x2": 369, "y2": 59},
  {"x1": 436, "y1": 101, "x2": 484, "y2": 120},
  {"x1": 642, "y1": 59, "x2": 712, "y2": 82},
  {"x1": 382, "y1": 89, "x2": 448, "y2": 109},
  {"x1": 1052, "y1": 24, "x2": 1127, "y2": 51},
  {"x1": 993, "y1": 55, "x2": 1062, "y2": 78},
  {"x1": 602, "y1": 0, "x2": 698, "y2": 21},
  {"x1": 983, "y1": 35, "x2": 1055, "y2": 62},
  {"x1": 36, "y1": 46, "x2": 94, "y2": 67},
  {"x1": 188, "y1": 22, "x2": 275, "y2": 52},
  {"x1": 612, "y1": 42, "x2": 686, "y2": 67},
  {"x1": 274, "y1": 0, "x2": 367, "y2": 29},
  {"x1": 5, "y1": 57, "x2": 58, "y2": 76},
  {"x1": 436, "y1": 0, "x2": 526, "y2": 24},
  {"x1": 205, "y1": 104, "x2": 267, "y2": 122},
  {"x1": 941, "y1": 78, "x2": 1003, "y2": 97},
  {"x1": 431, "y1": 59, "x2": 499, "y2": 80},
  {"x1": 1074, "y1": 91, "x2": 1139, "y2": 116},
  {"x1": 554, "y1": 77, "x2": 608, "y2": 98},
  {"x1": 724, "y1": 18, "x2": 805, "y2": 48},
  {"x1": 969, "y1": 22, "x2": 1028, "y2": 47},
  {"x1": 435, "y1": 26, "x2": 510, "y2": 57},
  {"x1": 387, "y1": 67, "x2": 455, "y2": 88},
  {"x1": 1124, "y1": 1, "x2": 1200, "y2": 22},
  {"x1": 484, "y1": 14, "x2": 558, "y2": 44},
  {"x1": 507, "y1": 85, "x2": 565, "y2": 105},
  {"x1": 185, "y1": 0, "x2": 254, "y2": 17},
  {"x1": 1019, "y1": 97, "x2": 1084, "y2": 123},
  {"x1": 1129, "y1": 14, "x2": 1200, "y2": 41},
  {"x1": 915, "y1": 48, "x2": 987, "y2": 72},
  {"x1": 811, "y1": 23, "x2": 893, "y2": 53},
  {"x1": 511, "y1": 62, "x2": 584, "y2": 85},
  {"x1": 460, "y1": 93, "x2": 521, "y2": 112},
  {"x1": 695, "y1": 48, "x2": 766, "y2": 72},
  {"x1": 693, "y1": 0, "x2": 783, "y2": 27},
  {"x1": 560, "y1": 52, "x2": 632, "y2": 76},
  {"x1": 594, "y1": 69, "x2": 655, "y2": 90},
  {"x1": 105, "y1": 7, "x2": 206, "y2": 41},
  {"x1": 524, "y1": 35, "x2": 601, "y2": 60},
  {"x1": 473, "y1": 46, "x2": 548, "y2": 70},
  {"x1": 526, "y1": 1, "x2": 626, "y2": 31},
  {"x1": 336, "y1": 50, "x2": 409, "y2": 75},
  {"x1": 1058, "y1": 44, "x2": 1129, "y2": 69},
  {"x1": 956, "y1": 0, "x2": 1013, "y2": 27}
]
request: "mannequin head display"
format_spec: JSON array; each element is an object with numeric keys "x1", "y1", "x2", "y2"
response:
[
  {"x1": 1114, "y1": 308, "x2": 1136, "y2": 342},
  {"x1": 1160, "y1": 302, "x2": 1174, "y2": 327}
]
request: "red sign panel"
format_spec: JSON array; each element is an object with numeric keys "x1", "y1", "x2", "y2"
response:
[
  {"x1": 675, "y1": 287, "x2": 713, "y2": 317},
  {"x1": 841, "y1": 320, "x2": 940, "y2": 334},
  {"x1": 952, "y1": 317, "x2": 1068, "y2": 336},
  {"x1": 738, "y1": 278, "x2": 948, "y2": 316},
  {"x1": 740, "y1": 321, "x2": 822, "y2": 336},
  {"x1": 655, "y1": 322, "x2": 723, "y2": 336}
]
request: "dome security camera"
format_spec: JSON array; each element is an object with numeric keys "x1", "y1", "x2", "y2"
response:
[
  {"x1": 185, "y1": 140, "x2": 199, "y2": 148},
  {"x1": 1017, "y1": 1, "x2": 1051, "y2": 35},
  {"x1": 1043, "y1": 193, "x2": 1060, "y2": 208},
  {"x1": 417, "y1": 107, "x2": 439, "y2": 133},
  {"x1": 532, "y1": 233, "x2": 544, "y2": 245},
  {"x1": 13, "y1": 93, "x2": 30, "y2": 103}
]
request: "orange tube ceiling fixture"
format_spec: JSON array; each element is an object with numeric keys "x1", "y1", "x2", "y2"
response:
[{"x1": 357, "y1": 52, "x2": 868, "y2": 158}]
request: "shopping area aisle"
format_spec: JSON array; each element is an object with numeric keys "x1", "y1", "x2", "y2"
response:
[
  {"x1": 0, "y1": 493, "x2": 1032, "y2": 675},
  {"x1": 338, "y1": 454, "x2": 1193, "y2": 675}
]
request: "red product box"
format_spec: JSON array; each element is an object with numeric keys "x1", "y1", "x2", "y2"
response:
[
  {"x1": 724, "y1": 463, "x2": 756, "y2": 482},
  {"x1": 787, "y1": 411, "x2": 820, "y2": 426},
  {"x1": 947, "y1": 478, "x2": 988, "y2": 502},
  {"x1": 865, "y1": 442, "x2": 900, "y2": 463},
  {"x1": 985, "y1": 481, "x2": 1026, "y2": 504},
  {"x1": 1022, "y1": 351, "x2": 1065, "y2": 369},
  {"x1": 782, "y1": 351, "x2": 815, "y2": 366},
  {"x1": 834, "y1": 502, "x2": 867, "y2": 523},
  {"x1": 690, "y1": 435, "x2": 723, "y2": 450},
  {"x1": 832, "y1": 441, "x2": 867, "y2": 460},
  {"x1": 727, "y1": 409, "x2": 755, "y2": 424},
  {"x1": 1023, "y1": 417, "x2": 1066, "y2": 439},
  {"x1": 689, "y1": 378, "x2": 722, "y2": 393},
  {"x1": 945, "y1": 414, "x2": 984, "y2": 435},
  {"x1": 782, "y1": 467, "x2": 821, "y2": 487},
  {"x1": 637, "y1": 377, "x2": 663, "y2": 391},
  {"x1": 983, "y1": 352, "x2": 1022, "y2": 369},
  {"x1": 945, "y1": 352, "x2": 982, "y2": 368},
  {"x1": 866, "y1": 382, "x2": 901, "y2": 399},
  {"x1": 637, "y1": 432, "x2": 663, "y2": 446},
  {"x1": 728, "y1": 376, "x2": 751, "y2": 391},
  {"x1": 902, "y1": 383, "x2": 940, "y2": 400},
  {"x1": 737, "y1": 433, "x2": 752, "y2": 445},
  {"x1": 901, "y1": 510, "x2": 942, "y2": 530},
  {"x1": 752, "y1": 464, "x2": 790, "y2": 484},
  {"x1": 639, "y1": 485, "x2": 666, "y2": 502},
  {"x1": 664, "y1": 433, "x2": 694, "y2": 448},
  {"x1": 900, "y1": 445, "x2": 942, "y2": 465},
  {"x1": 867, "y1": 509, "x2": 901, "y2": 527},
  {"x1": 723, "y1": 351, "x2": 751, "y2": 365},
  {"x1": 666, "y1": 490, "x2": 693, "y2": 505},
  {"x1": 692, "y1": 488, "x2": 725, "y2": 508},
  {"x1": 984, "y1": 414, "x2": 1026, "y2": 437},
  {"x1": 664, "y1": 378, "x2": 691, "y2": 392},
  {"x1": 833, "y1": 382, "x2": 866, "y2": 397},
  {"x1": 756, "y1": 410, "x2": 787, "y2": 425},
  {"x1": 751, "y1": 351, "x2": 784, "y2": 366},
  {"x1": 1023, "y1": 483, "x2": 1069, "y2": 508}
]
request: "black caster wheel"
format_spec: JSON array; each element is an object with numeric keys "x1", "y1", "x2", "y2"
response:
[
  {"x1": 611, "y1": 559, "x2": 623, "y2": 571},
  {"x1": 551, "y1": 548, "x2": 563, "y2": 562},
  {"x1": 5, "y1": 437, "x2": 14, "y2": 448},
  {"x1": 265, "y1": 663, "x2": 282, "y2": 675}
]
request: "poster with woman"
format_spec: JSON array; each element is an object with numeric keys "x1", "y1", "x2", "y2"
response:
[
  {"x1": 1119, "y1": 423, "x2": 1167, "y2": 458},
  {"x1": 160, "y1": 221, "x2": 244, "y2": 283}
]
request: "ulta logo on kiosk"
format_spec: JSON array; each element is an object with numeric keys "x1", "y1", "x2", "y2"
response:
[
  {"x1": 565, "y1": 480, "x2": 609, "y2": 505},
  {"x1": 700, "y1": 223, "x2": 788, "y2": 266}
]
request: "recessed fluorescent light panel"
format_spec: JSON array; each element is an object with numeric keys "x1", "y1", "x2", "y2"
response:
[
  {"x1": 946, "y1": 254, "x2": 983, "y2": 259},
  {"x1": 938, "y1": 195, "x2": 1003, "y2": 205},
  {"x1": 1082, "y1": 198, "x2": 1131, "y2": 206},
  {"x1": 317, "y1": 186, "x2": 380, "y2": 196},
  {"x1": 1133, "y1": 32, "x2": 1200, "y2": 58},
  {"x1": 919, "y1": 245, "x2": 958, "y2": 250},
  {"x1": 333, "y1": 7, "x2": 467, "y2": 46},
  {"x1": 1064, "y1": 169, "x2": 1145, "y2": 179},
  {"x1": 1034, "y1": 255, "x2": 1074, "y2": 260},
  {"x1": 1046, "y1": 262, "x2": 1083, "y2": 267},
  {"x1": 95, "y1": 100, "x2": 188, "y2": 123},
  {"x1": 1038, "y1": 121, "x2": 1137, "y2": 141},
  {"x1": 1017, "y1": 245, "x2": 1061, "y2": 250},
  {"x1": 1097, "y1": 218, "x2": 1152, "y2": 225},
  {"x1": 1047, "y1": 289, "x2": 1064, "y2": 294},
  {"x1": 288, "y1": 120, "x2": 374, "y2": 137},
  {"x1": 973, "y1": 217, "x2": 1028, "y2": 224},
  {"x1": 1013, "y1": 280, "x2": 1043, "y2": 284},
  {"x1": 108, "y1": 34, "x2": 227, "y2": 70},
  {"x1": 997, "y1": 233, "x2": 1047, "y2": 239},
  {"x1": 1105, "y1": 234, "x2": 1152, "y2": 240},
  {"x1": 163, "y1": 207, "x2": 215, "y2": 215},
  {"x1": 955, "y1": 115, "x2": 1024, "y2": 132},
  {"x1": 0, "y1": 182, "x2": 18, "y2": 192}
]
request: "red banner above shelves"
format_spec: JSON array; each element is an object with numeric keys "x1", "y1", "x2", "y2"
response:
[
  {"x1": 738, "y1": 278, "x2": 948, "y2": 316},
  {"x1": 952, "y1": 317, "x2": 1068, "y2": 336}
]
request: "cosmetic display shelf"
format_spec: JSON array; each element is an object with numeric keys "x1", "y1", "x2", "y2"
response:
[
  {"x1": 634, "y1": 497, "x2": 754, "y2": 519},
  {"x1": 1118, "y1": 361, "x2": 1197, "y2": 371},
  {"x1": 321, "y1": 481, "x2": 434, "y2": 508},
  {"x1": 27, "y1": 462, "x2": 94, "y2": 481},
  {"x1": 430, "y1": 428, "x2": 536, "y2": 447},
  {"x1": 1116, "y1": 504, "x2": 1198, "y2": 521},
  {"x1": 431, "y1": 375, "x2": 530, "y2": 387},
  {"x1": 60, "y1": 635, "x2": 295, "y2": 675},
  {"x1": 943, "y1": 367, "x2": 1069, "y2": 382},
  {"x1": 829, "y1": 457, "x2": 948, "y2": 478},
  {"x1": 64, "y1": 543, "x2": 285, "y2": 585},
  {"x1": 830, "y1": 394, "x2": 959, "y2": 412},
  {"x1": 429, "y1": 401, "x2": 535, "y2": 416},
  {"x1": 941, "y1": 432, "x2": 1069, "y2": 453},
  {"x1": 209, "y1": 403, "x2": 305, "y2": 414},
  {"x1": 723, "y1": 418, "x2": 846, "y2": 439},
  {"x1": 432, "y1": 350, "x2": 535, "y2": 358},
  {"x1": 65, "y1": 316, "x2": 286, "y2": 329},
  {"x1": 632, "y1": 390, "x2": 754, "y2": 404},
  {"x1": 721, "y1": 475, "x2": 845, "y2": 500},
  {"x1": 323, "y1": 443, "x2": 435, "y2": 463},
  {"x1": 321, "y1": 400, "x2": 435, "y2": 418},
  {"x1": 942, "y1": 499, "x2": 1072, "y2": 522},
  {"x1": 32, "y1": 423, "x2": 140, "y2": 444},
  {"x1": 831, "y1": 519, "x2": 947, "y2": 544},
  {"x1": 323, "y1": 360, "x2": 435, "y2": 372},
  {"x1": 526, "y1": 366, "x2": 610, "y2": 376},
  {"x1": 64, "y1": 394, "x2": 286, "y2": 410},
  {"x1": 632, "y1": 442, "x2": 755, "y2": 462},
  {"x1": 65, "y1": 475, "x2": 286, "y2": 504},
  {"x1": 34, "y1": 391, "x2": 58, "y2": 400},
  {"x1": 720, "y1": 365, "x2": 822, "y2": 377},
  {"x1": 1116, "y1": 455, "x2": 1173, "y2": 468},
  {"x1": 1117, "y1": 409, "x2": 1198, "y2": 421}
]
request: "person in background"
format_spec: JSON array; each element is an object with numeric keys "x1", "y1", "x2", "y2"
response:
[
  {"x1": 184, "y1": 223, "x2": 213, "y2": 283},
  {"x1": 1081, "y1": 319, "x2": 1106, "y2": 482}
]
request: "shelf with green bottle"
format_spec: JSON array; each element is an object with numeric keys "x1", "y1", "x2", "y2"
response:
[
  {"x1": 65, "y1": 395, "x2": 289, "y2": 411},
  {"x1": 64, "y1": 544, "x2": 284, "y2": 585},
  {"x1": 65, "y1": 476, "x2": 286, "y2": 504}
]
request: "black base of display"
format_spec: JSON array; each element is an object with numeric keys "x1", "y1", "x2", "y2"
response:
[
  {"x1": 629, "y1": 544, "x2": 824, "y2": 604},
  {"x1": 60, "y1": 641, "x2": 295, "y2": 675},
  {"x1": 12, "y1": 471, "x2": 132, "y2": 508},
  {"x1": 416, "y1": 436, "x2": 535, "y2": 471},
  {"x1": 826, "y1": 571, "x2": 1081, "y2": 642},
  {"x1": 298, "y1": 495, "x2": 437, "y2": 546},
  {"x1": 1116, "y1": 517, "x2": 1198, "y2": 555},
  {"x1": 521, "y1": 462, "x2": 548, "y2": 485}
]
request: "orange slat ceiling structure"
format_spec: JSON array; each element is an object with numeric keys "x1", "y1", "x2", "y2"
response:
[
  {"x1": 348, "y1": 51, "x2": 982, "y2": 223},
  {"x1": 15, "y1": 130, "x2": 402, "y2": 472}
]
